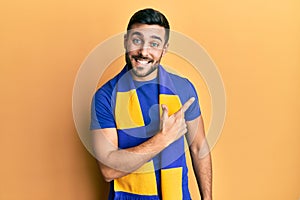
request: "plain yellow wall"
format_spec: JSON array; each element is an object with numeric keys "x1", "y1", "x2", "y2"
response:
[{"x1": 0, "y1": 0, "x2": 299, "y2": 200}]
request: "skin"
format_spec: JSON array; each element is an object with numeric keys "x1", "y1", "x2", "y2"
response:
[
  {"x1": 92, "y1": 24, "x2": 212, "y2": 200},
  {"x1": 124, "y1": 23, "x2": 168, "y2": 81}
]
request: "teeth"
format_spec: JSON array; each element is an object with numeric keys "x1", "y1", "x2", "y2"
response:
[{"x1": 137, "y1": 60, "x2": 148, "y2": 64}]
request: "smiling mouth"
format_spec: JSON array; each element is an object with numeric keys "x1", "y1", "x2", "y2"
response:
[
  {"x1": 132, "y1": 55, "x2": 153, "y2": 65},
  {"x1": 136, "y1": 59, "x2": 152, "y2": 65}
]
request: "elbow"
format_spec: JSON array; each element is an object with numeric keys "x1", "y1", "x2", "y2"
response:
[
  {"x1": 96, "y1": 157, "x2": 128, "y2": 182},
  {"x1": 103, "y1": 176, "x2": 113, "y2": 183},
  {"x1": 190, "y1": 145, "x2": 200, "y2": 159},
  {"x1": 190, "y1": 142, "x2": 211, "y2": 160},
  {"x1": 100, "y1": 167, "x2": 115, "y2": 182},
  {"x1": 95, "y1": 158, "x2": 117, "y2": 182},
  {"x1": 98, "y1": 163, "x2": 124, "y2": 182}
]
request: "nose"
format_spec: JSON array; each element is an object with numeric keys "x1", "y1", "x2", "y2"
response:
[{"x1": 138, "y1": 43, "x2": 150, "y2": 57}]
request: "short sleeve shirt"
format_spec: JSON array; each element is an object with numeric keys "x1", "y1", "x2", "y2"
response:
[{"x1": 91, "y1": 72, "x2": 201, "y2": 131}]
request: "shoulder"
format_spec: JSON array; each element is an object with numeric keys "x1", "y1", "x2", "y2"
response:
[
  {"x1": 94, "y1": 71, "x2": 124, "y2": 100},
  {"x1": 169, "y1": 73, "x2": 191, "y2": 84},
  {"x1": 167, "y1": 72, "x2": 197, "y2": 94},
  {"x1": 166, "y1": 71, "x2": 201, "y2": 120}
]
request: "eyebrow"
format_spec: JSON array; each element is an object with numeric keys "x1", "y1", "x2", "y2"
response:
[
  {"x1": 131, "y1": 31, "x2": 143, "y2": 37},
  {"x1": 150, "y1": 35, "x2": 162, "y2": 42},
  {"x1": 131, "y1": 31, "x2": 163, "y2": 42}
]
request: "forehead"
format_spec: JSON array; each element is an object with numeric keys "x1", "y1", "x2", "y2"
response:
[{"x1": 128, "y1": 24, "x2": 166, "y2": 40}]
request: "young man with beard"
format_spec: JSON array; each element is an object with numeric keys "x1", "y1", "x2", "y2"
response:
[{"x1": 91, "y1": 8, "x2": 212, "y2": 200}]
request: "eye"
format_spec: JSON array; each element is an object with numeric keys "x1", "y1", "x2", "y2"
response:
[
  {"x1": 132, "y1": 38, "x2": 142, "y2": 45},
  {"x1": 150, "y1": 42, "x2": 159, "y2": 48}
]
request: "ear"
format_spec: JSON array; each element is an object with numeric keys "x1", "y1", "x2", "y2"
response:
[
  {"x1": 123, "y1": 34, "x2": 128, "y2": 50},
  {"x1": 162, "y1": 43, "x2": 169, "y2": 56}
]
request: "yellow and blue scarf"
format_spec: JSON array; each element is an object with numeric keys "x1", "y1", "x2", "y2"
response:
[{"x1": 111, "y1": 65, "x2": 200, "y2": 200}]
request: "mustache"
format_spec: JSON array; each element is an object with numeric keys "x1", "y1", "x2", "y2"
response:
[{"x1": 131, "y1": 54, "x2": 153, "y2": 61}]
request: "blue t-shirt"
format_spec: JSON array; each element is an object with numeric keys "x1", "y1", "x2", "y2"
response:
[
  {"x1": 91, "y1": 73, "x2": 201, "y2": 131},
  {"x1": 91, "y1": 69, "x2": 201, "y2": 199}
]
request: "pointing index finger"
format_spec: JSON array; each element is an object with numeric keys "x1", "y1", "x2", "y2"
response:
[{"x1": 181, "y1": 97, "x2": 195, "y2": 113}]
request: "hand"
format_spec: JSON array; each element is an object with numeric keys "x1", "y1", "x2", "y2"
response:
[{"x1": 159, "y1": 97, "x2": 195, "y2": 146}]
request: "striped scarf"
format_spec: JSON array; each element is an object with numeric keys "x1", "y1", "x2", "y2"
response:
[{"x1": 110, "y1": 65, "x2": 200, "y2": 200}]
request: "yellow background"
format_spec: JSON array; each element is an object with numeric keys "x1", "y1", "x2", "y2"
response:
[{"x1": 1, "y1": 0, "x2": 299, "y2": 199}]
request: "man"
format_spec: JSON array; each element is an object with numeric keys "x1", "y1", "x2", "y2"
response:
[{"x1": 91, "y1": 8, "x2": 212, "y2": 200}]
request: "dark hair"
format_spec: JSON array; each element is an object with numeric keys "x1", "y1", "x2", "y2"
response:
[{"x1": 127, "y1": 8, "x2": 170, "y2": 43}]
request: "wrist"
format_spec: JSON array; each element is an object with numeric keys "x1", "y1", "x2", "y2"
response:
[{"x1": 156, "y1": 131, "x2": 171, "y2": 148}]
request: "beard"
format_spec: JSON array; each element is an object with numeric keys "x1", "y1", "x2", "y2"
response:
[{"x1": 125, "y1": 52, "x2": 163, "y2": 78}]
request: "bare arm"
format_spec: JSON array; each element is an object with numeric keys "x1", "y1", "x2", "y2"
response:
[
  {"x1": 186, "y1": 116, "x2": 212, "y2": 200},
  {"x1": 92, "y1": 97, "x2": 195, "y2": 182},
  {"x1": 92, "y1": 128, "x2": 170, "y2": 182}
]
